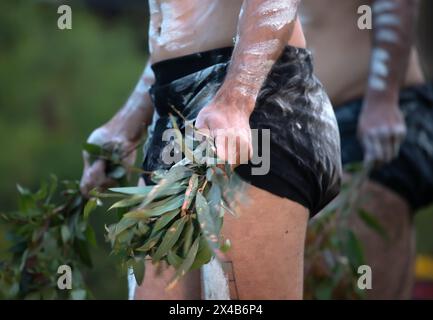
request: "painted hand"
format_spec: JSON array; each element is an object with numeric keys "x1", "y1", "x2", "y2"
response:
[
  {"x1": 195, "y1": 100, "x2": 253, "y2": 166},
  {"x1": 357, "y1": 100, "x2": 406, "y2": 166},
  {"x1": 80, "y1": 125, "x2": 138, "y2": 196}
]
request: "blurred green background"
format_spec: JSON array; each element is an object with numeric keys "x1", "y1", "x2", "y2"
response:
[
  {"x1": 0, "y1": 0, "x2": 432, "y2": 299},
  {"x1": 0, "y1": 0, "x2": 150, "y2": 299}
]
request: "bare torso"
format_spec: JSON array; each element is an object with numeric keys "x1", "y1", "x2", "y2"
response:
[
  {"x1": 149, "y1": 0, "x2": 424, "y2": 106},
  {"x1": 148, "y1": 0, "x2": 306, "y2": 64},
  {"x1": 300, "y1": 0, "x2": 425, "y2": 105}
]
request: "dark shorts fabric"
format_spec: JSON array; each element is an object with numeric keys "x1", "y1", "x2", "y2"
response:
[
  {"x1": 335, "y1": 83, "x2": 433, "y2": 210},
  {"x1": 142, "y1": 46, "x2": 342, "y2": 217}
]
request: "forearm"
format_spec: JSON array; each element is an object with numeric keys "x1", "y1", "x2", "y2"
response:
[
  {"x1": 365, "y1": 0, "x2": 418, "y2": 104},
  {"x1": 214, "y1": 0, "x2": 300, "y2": 114},
  {"x1": 108, "y1": 61, "x2": 155, "y2": 141}
]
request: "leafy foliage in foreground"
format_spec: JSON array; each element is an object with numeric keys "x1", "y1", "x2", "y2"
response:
[
  {"x1": 304, "y1": 164, "x2": 387, "y2": 300},
  {"x1": 0, "y1": 176, "x2": 96, "y2": 300},
  {"x1": 90, "y1": 119, "x2": 244, "y2": 288}
]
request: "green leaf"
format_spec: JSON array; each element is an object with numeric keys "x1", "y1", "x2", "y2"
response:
[
  {"x1": 124, "y1": 195, "x2": 184, "y2": 219},
  {"x1": 61, "y1": 225, "x2": 71, "y2": 243},
  {"x1": 195, "y1": 191, "x2": 219, "y2": 251},
  {"x1": 190, "y1": 236, "x2": 213, "y2": 270},
  {"x1": 220, "y1": 238, "x2": 231, "y2": 253},
  {"x1": 153, "y1": 216, "x2": 187, "y2": 261},
  {"x1": 109, "y1": 195, "x2": 146, "y2": 210},
  {"x1": 16, "y1": 184, "x2": 31, "y2": 196},
  {"x1": 110, "y1": 184, "x2": 186, "y2": 196},
  {"x1": 181, "y1": 174, "x2": 200, "y2": 215},
  {"x1": 131, "y1": 259, "x2": 146, "y2": 286},
  {"x1": 358, "y1": 209, "x2": 388, "y2": 240},
  {"x1": 141, "y1": 166, "x2": 192, "y2": 207},
  {"x1": 153, "y1": 209, "x2": 180, "y2": 233},
  {"x1": 168, "y1": 236, "x2": 200, "y2": 289},
  {"x1": 136, "y1": 231, "x2": 164, "y2": 252},
  {"x1": 83, "y1": 198, "x2": 98, "y2": 220},
  {"x1": 114, "y1": 218, "x2": 138, "y2": 236},
  {"x1": 344, "y1": 230, "x2": 365, "y2": 271},
  {"x1": 135, "y1": 221, "x2": 151, "y2": 236},
  {"x1": 110, "y1": 186, "x2": 154, "y2": 195},
  {"x1": 167, "y1": 250, "x2": 184, "y2": 268},
  {"x1": 182, "y1": 218, "x2": 195, "y2": 257},
  {"x1": 85, "y1": 226, "x2": 97, "y2": 247}
]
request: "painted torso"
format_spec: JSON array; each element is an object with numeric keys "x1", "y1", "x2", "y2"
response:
[
  {"x1": 300, "y1": 0, "x2": 425, "y2": 105},
  {"x1": 148, "y1": 0, "x2": 305, "y2": 64}
]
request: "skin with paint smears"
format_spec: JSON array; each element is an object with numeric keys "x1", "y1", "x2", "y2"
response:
[
  {"x1": 195, "y1": 0, "x2": 301, "y2": 164},
  {"x1": 81, "y1": 0, "x2": 305, "y2": 192},
  {"x1": 301, "y1": 0, "x2": 424, "y2": 165},
  {"x1": 358, "y1": 0, "x2": 418, "y2": 165}
]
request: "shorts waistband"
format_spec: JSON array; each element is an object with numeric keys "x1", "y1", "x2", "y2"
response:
[
  {"x1": 151, "y1": 47, "x2": 233, "y2": 86},
  {"x1": 150, "y1": 45, "x2": 312, "y2": 87}
]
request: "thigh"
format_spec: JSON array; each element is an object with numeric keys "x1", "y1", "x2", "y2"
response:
[
  {"x1": 133, "y1": 179, "x2": 309, "y2": 300},
  {"x1": 221, "y1": 184, "x2": 309, "y2": 300}
]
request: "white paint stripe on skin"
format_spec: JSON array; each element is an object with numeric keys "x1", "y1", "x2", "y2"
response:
[
  {"x1": 256, "y1": 0, "x2": 299, "y2": 31},
  {"x1": 376, "y1": 29, "x2": 400, "y2": 44},
  {"x1": 373, "y1": 0, "x2": 399, "y2": 14},
  {"x1": 371, "y1": 48, "x2": 390, "y2": 77},
  {"x1": 258, "y1": 9, "x2": 298, "y2": 30},
  {"x1": 369, "y1": 48, "x2": 390, "y2": 90},
  {"x1": 235, "y1": 59, "x2": 275, "y2": 98},
  {"x1": 257, "y1": 0, "x2": 295, "y2": 15},
  {"x1": 244, "y1": 39, "x2": 281, "y2": 55},
  {"x1": 134, "y1": 78, "x2": 148, "y2": 95},
  {"x1": 375, "y1": 14, "x2": 401, "y2": 27},
  {"x1": 369, "y1": 75, "x2": 387, "y2": 91}
]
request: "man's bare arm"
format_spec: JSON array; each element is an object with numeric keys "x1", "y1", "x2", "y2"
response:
[
  {"x1": 80, "y1": 62, "x2": 155, "y2": 195},
  {"x1": 359, "y1": 0, "x2": 419, "y2": 163},
  {"x1": 368, "y1": 0, "x2": 418, "y2": 94},
  {"x1": 213, "y1": 0, "x2": 301, "y2": 114},
  {"x1": 106, "y1": 61, "x2": 155, "y2": 143}
]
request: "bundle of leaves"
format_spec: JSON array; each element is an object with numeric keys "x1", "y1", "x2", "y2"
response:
[
  {"x1": 304, "y1": 164, "x2": 387, "y2": 300},
  {"x1": 0, "y1": 176, "x2": 97, "y2": 300},
  {"x1": 91, "y1": 117, "x2": 244, "y2": 288}
]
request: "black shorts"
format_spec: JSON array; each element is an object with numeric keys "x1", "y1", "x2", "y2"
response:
[
  {"x1": 142, "y1": 46, "x2": 342, "y2": 217},
  {"x1": 335, "y1": 83, "x2": 433, "y2": 211}
]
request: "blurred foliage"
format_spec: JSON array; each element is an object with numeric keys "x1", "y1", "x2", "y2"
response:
[
  {"x1": 304, "y1": 164, "x2": 387, "y2": 300},
  {"x1": 0, "y1": 0, "x2": 148, "y2": 298},
  {"x1": 0, "y1": 176, "x2": 95, "y2": 300}
]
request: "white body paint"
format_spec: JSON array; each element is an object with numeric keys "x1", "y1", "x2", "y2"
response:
[
  {"x1": 372, "y1": 0, "x2": 398, "y2": 14},
  {"x1": 127, "y1": 267, "x2": 137, "y2": 300},
  {"x1": 201, "y1": 258, "x2": 230, "y2": 300},
  {"x1": 376, "y1": 29, "x2": 400, "y2": 44},
  {"x1": 375, "y1": 13, "x2": 401, "y2": 27},
  {"x1": 232, "y1": 0, "x2": 299, "y2": 100},
  {"x1": 368, "y1": 1, "x2": 402, "y2": 91},
  {"x1": 148, "y1": 0, "x2": 243, "y2": 63},
  {"x1": 369, "y1": 48, "x2": 390, "y2": 91},
  {"x1": 257, "y1": 0, "x2": 299, "y2": 31}
]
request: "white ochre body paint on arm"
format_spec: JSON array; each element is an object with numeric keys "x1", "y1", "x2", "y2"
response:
[
  {"x1": 368, "y1": 0, "x2": 405, "y2": 91},
  {"x1": 223, "y1": 0, "x2": 300, "y2": 106}
]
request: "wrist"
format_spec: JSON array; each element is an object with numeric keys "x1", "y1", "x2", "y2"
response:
[
  {"x1": 213, "y1": 82, "x2": 256, "y2": 117},
  {"x1": 363, "y1": 89, "x2": 399, "y2": 110}
]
